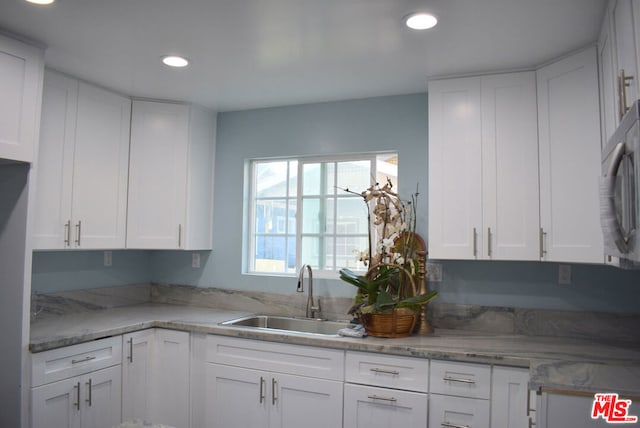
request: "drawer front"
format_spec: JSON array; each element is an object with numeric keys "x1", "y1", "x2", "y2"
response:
[
  {"x1": 430, "y1": 360, "x2": 491, "y2": 399},
  {"x1": 345, "y1": 351, "x2": 429, "y2": 392},
  {"x1": 429, "y1": 394, "x2": 490, "y2": 428},
  {"x1": 344, "y1": 383, "x2": 428, "y2": 427},
  {"x1": 32, "y1": 336, "x2": 122, "y2": 387},
  {"x1": 206, "y1": 335, "x2": 344, "y2": 381}
]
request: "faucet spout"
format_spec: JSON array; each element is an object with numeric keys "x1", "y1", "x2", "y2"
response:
[{"x1": 297, "y1": 264, "x2": 320, "y2": 318}]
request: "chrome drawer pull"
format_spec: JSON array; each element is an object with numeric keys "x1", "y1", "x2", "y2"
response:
[
  {"x1": 71, "y1": 356, "x2": 96, "y2": 364},
  {"x1": 85, "y1": 378, "x2": 92, "y2": 407},
  {"x1": 368, "y1": 395, "x2": 397, "y2": 402},
  {"x1": 442, "y1": 422, "x2": 471, "y2": 428},
  {"x1": 370, "y1": 368, "x2": 400, "y2": 376},
  {"x1": 259, "y1": 376, "x2": 265, "y2": 404},
  {"x1": 73, "y1": 382, "x2": 81, "y2": 411},
  {"x1": 443, "y1": 376, "x2": 476, "y2": 384}
]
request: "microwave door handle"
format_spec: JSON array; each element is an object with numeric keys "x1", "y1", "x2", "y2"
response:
[{"x1": 604, "y1": 142, "x2": 629, "y2": 253}]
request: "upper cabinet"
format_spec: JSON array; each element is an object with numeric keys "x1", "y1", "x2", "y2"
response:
[
  {"x1": 428, "y1": 72, "x2": 540, "y2": 260},
  {"x1": 537, "y1": 47, "x2": 603, "y2": 263},
  {"x1": 33, "y1": 70, "x2": 131, "y2": 250},
  {"x1": 599, "y1": 0, "x2": 640, "y2": 143},
  {"x1": 127, "y1": 100, "x2": 216, "y2": 250},
  {"x1": 0, "y1": 33, "x2": 44, "y2": 163}
]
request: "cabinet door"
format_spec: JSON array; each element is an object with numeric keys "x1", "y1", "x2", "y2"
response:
[
  {"x1": 481, "y1": 72, "x2": 540, "y2": 260},
  {"x1": 151, "y1": 329, "x2": 190, "y2": 428},
  {"x1": 538, "y1": 392, "x2": 617, "y2": 428},
  {"x1": 33, "y1": 70, "x2": 77, "y2": 249},
  {"x1": 32, "y1": 377, "x2": 82, "y2": 428},
  {"x1": 0, "y1": 34, "x2": 43, "y2": 163},
  {"x1": 428, "y1": 77, "x2": 483, "y2": 259},
  {"x1": 122, "y1": 329, "x2": 155, "y2": 422},
  {"x1": 270, "y1": 372, "x2": 343, "y2": 428},
  {"x1": 429, "y1": 394, "x2": 490, "y2": 428},
  {"x1": 81, "y1": 365, "x2": 122, "y2": 428},
  {"x1": 613, "y1": 0, "x2": 639, "y2": 116},
  {"x1": 71, "y1": 82, "x2": 130, "y2": 249},
  {"x1": 537, "y1": 47, "x2": 604, "y2": 263},
  {"x1": 206, "y1": 364, "x2": 268, "y2": 428},
  {"x1": 343, "y1": 383, "x2": 427, "y2": 428},
  {"x1": 491, "y1": 366, "x2": 530, "y2": 428},
  {"x1": 599, "y1": 3, "x2": 619, "y2": 144},
  {"x1": 127, "y1": 101, "x2": 189, "y2": 249}
]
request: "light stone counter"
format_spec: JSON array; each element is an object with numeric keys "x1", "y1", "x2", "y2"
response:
[{"x1": 29, "y1": 303, "x2": 640, "y2": 396}]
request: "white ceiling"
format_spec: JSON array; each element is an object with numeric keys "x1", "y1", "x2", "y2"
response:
[{"x1": 0, "y1": 0, "x2": 607, "y2": 112}]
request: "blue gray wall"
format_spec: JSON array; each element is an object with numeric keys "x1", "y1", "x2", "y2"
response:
[{"x1": 31, "y1": 93, "x2": 640, "y2": 313}]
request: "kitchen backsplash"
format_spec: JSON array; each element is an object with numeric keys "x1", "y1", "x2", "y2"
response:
[{"x1": 31, "y1": 283, "x2": 640, "y2": 343}]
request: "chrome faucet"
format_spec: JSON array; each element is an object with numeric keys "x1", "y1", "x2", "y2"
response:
[{"x1": 297, "y1": 264, "x2": 321, "y2": 318}]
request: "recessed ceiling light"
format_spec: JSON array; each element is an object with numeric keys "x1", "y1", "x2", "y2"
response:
[
  {"x1": 162, "y1": 55, "x2": 189, "y2": 68},
  {"x1": 405, "y1": 13, "x2": 438, "y2": 30},
  {"x1": 25, "y1": 0, "x2": 55, "y2": 4}
]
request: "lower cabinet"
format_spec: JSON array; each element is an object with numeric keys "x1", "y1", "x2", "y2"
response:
[
  {"x1": 204, "y1": 336, "x2": 344, "y2": 428},
  {"x1": 491, "y1": 366, "x2": 533, "y2": 428},
  {"x1": 343, "y1": 383, "x2": 428, "y2": 427},
  {"x1": 538, "y1": 390, "x2": 627, "y2": 428},
  {"x1": 31, "y1": 337, "x2": 123, "y2": 428}
]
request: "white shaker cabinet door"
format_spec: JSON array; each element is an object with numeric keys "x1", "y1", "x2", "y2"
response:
[
  {"x1": 122, "y1": 329, "x2": 155, "y2": 423},
  {"x1": 537, "y1": 46, "x2": 604, "y2": 263},
  {"x1": 491, "y1": 366, "x2": 530, "y2": 428},
  {"x1": 428, "y1": 77, "x2": 483, "y2": 259},
  {"x1": 32, "y1": 376, "x2": 82, "y2": 428},
  {"x1": 0, "y1": 33, "x2": 43, "y2": 163},
  {"x1": 81, "y1": 365, "x2": 122, "y2": 428}
]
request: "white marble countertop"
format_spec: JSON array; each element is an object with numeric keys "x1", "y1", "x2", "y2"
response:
[{"x1": 29, "y1": 303, "x2": 640, "y2": 395}]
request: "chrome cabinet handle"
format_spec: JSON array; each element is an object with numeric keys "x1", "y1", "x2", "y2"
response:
[
  {"x1": 370, "y1": 368, "x2": 400, "y2": 376},
  {"x1": 443, "y1": 376, "x2": 476, "y2": 384},
  {"x1": 74, "y1": 220, "x2": 82, "y2": 246},
  {"x1": 128, "y1": 337, "x2": 133, "y2": 363},
  {"x1": 272, "y1": 378, "x2": 278, "y2": 406},
  {"x1": 74, "y1": 382, "x2": 81, "y2": 411},
  {"x1": 618, "y1": 69, "x2": 634, "y2": 120},
  {"x1": 487, "y1": 227, "x2": 492, "y2": 256},
  {"x1": 71, "y1": 356, "x2": 96, "y2": 364},
  {"x1": 472, "y1": 228, "x2": 477, "y2": 257},
  {"x1": 178, "y1": 224, "x2": 182, "y2": 248},
  {"x1": 367, "y1": 394, "x2": 397, "y2": 402},
  {"x1": 442, "y1": 422, "x2": 471, "y2": 428},
  {"x1": 85, "y1": 378, "x2": 92, "y2": 407},
  {"x1": 539, "y1": 228, "x2": 547, "y2": 258},
  {"x1": 64, "y1": 220, "x2": 71, "y2": 247},
  {"x1": 259, "y1": 377, "x2": 265, "y2": 404}
]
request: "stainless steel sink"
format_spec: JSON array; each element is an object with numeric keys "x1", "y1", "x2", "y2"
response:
[{"x1": 219, "y1": 315, "x2": 355, "y2": 336}]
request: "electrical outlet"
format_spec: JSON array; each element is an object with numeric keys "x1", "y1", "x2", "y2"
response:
[
  {"x1": 426, "y1": 262, "x2": 443, "y2": 282},
  {"x1": 558, "y1": 264, "x2": 571, "y2": 285},
  {"x1": 192, "y1": 253, "x2": 201, "y2": 268},
  {"x1": 104, "y1": 251, "x2": 112, "y2": 267}
]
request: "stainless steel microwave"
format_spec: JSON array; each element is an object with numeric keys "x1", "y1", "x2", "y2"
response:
[{"x1": 601, "y1": 99, "x2": 640, "y2": 267}]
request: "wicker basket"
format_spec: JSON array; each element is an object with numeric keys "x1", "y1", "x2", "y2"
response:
[{"x1": 361, "y1": 308, "x2": 418, "y2": 338}]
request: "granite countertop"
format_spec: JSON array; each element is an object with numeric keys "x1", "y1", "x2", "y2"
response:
[{"x1": 29, "y1": 303, "x2": 640, "y2": 396}]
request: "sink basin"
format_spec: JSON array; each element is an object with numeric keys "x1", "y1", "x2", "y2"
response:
[{"x1": 219, "y1": 315, "x2": 355, "y2": 336}]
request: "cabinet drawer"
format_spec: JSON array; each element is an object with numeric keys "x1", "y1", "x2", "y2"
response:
[
  {"x1": 430, "y1": 360, "x2": 491, "y2": 399},
  {"x1": 32, "y1": 336, "x2": 122, "y2": 387},
  {"x1": 206, "y1": 335, "x2": 344, "y2": 381},
  {"x1": 345, "y1": 351, "x2": 429, "y2": 392},
  {"x1": 429, "y1": 393, "x2": 490, "y2": 428},
  {"x1": 344, "y1": 383, "x2": 428, "y2": 427}
]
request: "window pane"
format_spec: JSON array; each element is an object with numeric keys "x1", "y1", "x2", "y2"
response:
[
  {"x1": 287, "y1": 199, "x2": 297, "y2": 234},
  {"x1": 324, "y1": 162, "x2": 335, "y2": 195},
  {"x1": 255, "y1": 199, "x2": 287, "y2": 234},
  {"x1": 376, "y1": 154, "x2": 398, "y2": 186},
  {"x1": 336, "y1": 235, "x2": 369, "y2": 270},
  {"x1": 336, "y1": 160, "x2": 371, "y2": 193},
  {"x1": 254, "y1": 236, "x2": 286, "y2": 272},
  {"x1": 256, "y1": 162, "x2": 289, "y2": 198},
  {"x1": 302, "y1": 197, "x2": 321, "y2": 233},
  {"x1": 336, "y1": 197, "x2": 368, "y2": 234},
  {"x1": 287, "y1": 236, "x2": 296, "y2": 272},
  {"x1": 288, "y1": 161, "x2": 298, "y2": 197},
  {"x1": 302, "y1": 163, "x2": 321, "y2": 195},
  {"x1": 301, "y1": 236, "x2": 320, "y2": 268}
]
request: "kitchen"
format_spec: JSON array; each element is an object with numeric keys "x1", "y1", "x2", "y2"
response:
[{"x1": 1, "y1": 0, "x2": 640, "y2": 427}]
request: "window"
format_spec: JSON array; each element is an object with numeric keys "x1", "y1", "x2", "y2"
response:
[{"x1": 248, "y1": 153, "x2": 398, "y2": 274}]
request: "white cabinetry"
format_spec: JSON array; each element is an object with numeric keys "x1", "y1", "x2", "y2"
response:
[
  {"x1": 613, "y1": 0, "x2": 639, "y2": 120},
  {"x1": 127, "y1": 100, "x2": 216, "y2": 250},
  {"x1": 429, "y1": 360, "x2": 491, "y2": 428},
  {"x1": 31, "y1": 337, "x2": 122, "y2": 428},
  {"x1": 122, "y1": 329, "x2": 190, "y2": 428},
  {"x1": 33, "y1": 70, "x2": 131, "y2": 249},
  {"x1": 205, "y1": 336, "x2": 343, "y2": 428},
  {"x1": 428, "y1": 71, "x2": 539, "y2": 260},
  {"x1": 491, "y1": 366, "x2": 532, "y2": 428},
  {"x1": 599, "y1": 3, "x2": 619, "y2": 144},
  {"x1": 0, "y1": 33, "x2": 44, "y2": 163},
  {"x1": 538, "y1": 391, "x2": 616, "y2": 428},
  {"x1": 343, "y1": 351, "x2": 428, "y2": 428},
  {"x1": 537, "y1": 47, "x2": 604, "y2": 263}
]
